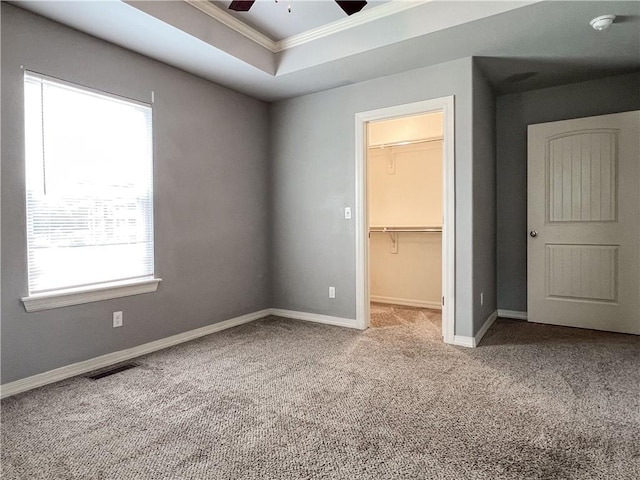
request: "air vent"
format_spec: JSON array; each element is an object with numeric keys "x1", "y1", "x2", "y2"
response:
[{"x1": 86, "y1": 362, "x2": 138, "y2": 380}]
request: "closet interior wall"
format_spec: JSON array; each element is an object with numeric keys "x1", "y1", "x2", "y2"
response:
[{"x1": 368, "y1": 113, "x2": 443, "y2": 310}]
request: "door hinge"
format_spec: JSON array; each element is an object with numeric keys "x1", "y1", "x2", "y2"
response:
[{"x1": 442, "y1": 296, "x2": 444, "y2": 306}]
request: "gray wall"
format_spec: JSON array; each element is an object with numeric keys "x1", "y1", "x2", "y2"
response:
[
  {"x1": 270, "y1": 58, "x2": 484, "y2": 337},
  {"x1": 496, "y1": 72, "x2": 640, "y2": 312},
  {"x1": 471, "y1": 61, "x2": 497, "y2": 331},
  {"x1": 1, "y1": 4, "x2": 270, "y2": 383}
]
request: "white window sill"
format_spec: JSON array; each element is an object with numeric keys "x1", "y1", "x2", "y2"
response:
[{"x1": 21, "y1": 278, "x2": 162, "y2": 313}]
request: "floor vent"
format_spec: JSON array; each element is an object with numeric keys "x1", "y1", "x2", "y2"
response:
[{"x1": 86, "y1": 362, "x2": 139, "y2": 380}]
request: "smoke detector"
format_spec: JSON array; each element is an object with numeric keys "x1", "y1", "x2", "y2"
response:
[{"x1": 590, "y1": 15, "x2": 616, "y2": 31}]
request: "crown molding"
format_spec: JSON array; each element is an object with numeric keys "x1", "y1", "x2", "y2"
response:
[
  {"x1": 275, "y1": 0, "x2": 427, "y2": 52},
  {"x1": 184, "y1": 0, "x2": 278, "y2": 52},
  {"x1": 185, "y1": 0, "x2": 428, "y2": 53}
]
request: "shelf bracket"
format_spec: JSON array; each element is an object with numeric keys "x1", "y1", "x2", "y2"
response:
[{"x1": 388, "y1": 231, "x2": 398, "y2": 254}]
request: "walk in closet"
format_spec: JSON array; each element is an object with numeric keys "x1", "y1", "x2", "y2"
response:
[{"x1": 367, "y1": 113, "x2": 443, "y2": 312}]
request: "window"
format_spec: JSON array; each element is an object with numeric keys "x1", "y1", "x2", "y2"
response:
[{"x1": 22, "y1": 72, "x2": 160, "y2": 312}]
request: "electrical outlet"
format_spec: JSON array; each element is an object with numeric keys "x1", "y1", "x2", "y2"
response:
[
  {"x1": 480, "y1": 292, "x2": 484, "y2": 306},
  {"x1": 329, "y1": 286, "x2": 336, "y2": 299},
  {"x1": 113, "y1": 311, "x2": 123, "y2": 328}
]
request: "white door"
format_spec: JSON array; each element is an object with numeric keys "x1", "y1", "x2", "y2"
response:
[{"x1": 528, "y1": 111, "x2": 640, "y2": 334}]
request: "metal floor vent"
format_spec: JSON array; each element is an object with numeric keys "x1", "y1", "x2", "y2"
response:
[{"x1": 86, "y1": 362, "x2": 139, "y2": 380}]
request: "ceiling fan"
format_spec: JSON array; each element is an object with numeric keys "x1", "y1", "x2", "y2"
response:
[{"x1": 228, "y1": 1, "x2": 368, "y2": 16}]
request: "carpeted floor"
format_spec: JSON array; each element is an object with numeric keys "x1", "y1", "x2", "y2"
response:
[{"x1": 2, "y1": 308, "x2": 639, "y2": 479}]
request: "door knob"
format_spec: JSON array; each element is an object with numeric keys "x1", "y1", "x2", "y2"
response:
[{"x1": 530, "y1": 230, "x2": 538, "y2": 238}]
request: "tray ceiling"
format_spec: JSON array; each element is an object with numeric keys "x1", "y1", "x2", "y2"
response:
[{"x1": 12, "y1": 1, "x2": 640, "y2": 101}]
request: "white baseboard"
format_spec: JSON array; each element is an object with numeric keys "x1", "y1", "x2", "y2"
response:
[
  {"x1": 269, "y1": 308, "x2": 360, "y2": 330},
  {"x1": 452, "y1": 335, "x2": 475, "y2": 348},
  {"x1": 0, "y1": 309, "x2": 271, "y2": 399},
  {"x1": 452, "y1": 310, "x2": 498, "y2": 348},
  {"x1": 370, "y1": 296, "x2": 442, "y2": 310},
  {"x1": 497, "y1": 309, "x2": 528, "y2": 320},
  {"x1": 475, "y1": 310, "x2": 498, "y2": 345}
]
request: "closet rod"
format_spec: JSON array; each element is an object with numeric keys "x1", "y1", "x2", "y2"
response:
[
  {"x1": 369, "y1": 137, "x2": 442, "y2": 149},
  {"x1": 369, "y1": 226, "x2": 442, "y2": 233}
]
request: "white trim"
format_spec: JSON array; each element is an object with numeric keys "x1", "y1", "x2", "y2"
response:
[
  {"x1": 355, "y1": 96, "x2": 456, "y2": 342},
  {"x1": 475, "y1": 310, "x2": 498, "y2": 345},
  {"x1": 185, "y1": 0, "x2": 428, "y2": 53},
  {"x1": 22, "y1": 278, "x2": 162, "y2": 312},
  {"x1": 452, "y1": 310, "x2": 498, "y2": 348},
  {"x1": 441, "y1": 96, "x2": 456, "y2": 344},
  {"x1": 497, "y1": 309, "x2": 528, "y2": 320},
  {"x1": 184, "y1": 0, "x2": 277, "y2": 52},
  {"x1": 269, "y1": 309, "x2": 360, "y2": 330},
  {"x1": 355, "y1": 110, "x2": 369, "y2": 331},
  {"x1": 276, "y1": 1, "x2": 428, "y2": 52},
  {"x1": 370, "y1": 296, "x2": 442, "y2": 310},
  {"x1": 452, "y1": 335, "x2": 475, "y2": 348},
  {"x1": 0, "y1": 309, "x2": 270, "y2": 399}
]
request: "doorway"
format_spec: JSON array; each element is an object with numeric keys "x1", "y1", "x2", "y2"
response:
[{"x1": 355, "y1": 97, "x2": 455, "y2": 343}]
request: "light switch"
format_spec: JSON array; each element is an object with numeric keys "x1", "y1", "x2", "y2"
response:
[{"x1": 344, "y1": 207, "x2": 352, "y2": 219}]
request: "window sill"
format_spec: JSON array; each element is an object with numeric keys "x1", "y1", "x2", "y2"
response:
[{"x1": 21, "y1": 278, "x2": 162, "y2": 313}]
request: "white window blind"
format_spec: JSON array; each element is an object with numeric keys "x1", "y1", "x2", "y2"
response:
[{"x1": 24, "y1": 72, "x2": 154, "y2": 295}]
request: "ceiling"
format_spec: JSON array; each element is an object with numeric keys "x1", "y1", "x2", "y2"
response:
[{"x1": 12, "y1": 1, "x2": 640, "y2": 102}]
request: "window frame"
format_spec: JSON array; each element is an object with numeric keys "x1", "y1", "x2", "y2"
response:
[{"x1": 21, "y1": 72, "x2": 161, "y2": 312}]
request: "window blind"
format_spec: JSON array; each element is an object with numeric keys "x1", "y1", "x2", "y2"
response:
[{"x1": 24, "y1": 72, "x2": 154, "y2": 294}]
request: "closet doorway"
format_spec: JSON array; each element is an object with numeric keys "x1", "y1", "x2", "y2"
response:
[{"x1": 355, "y1": 97, "x2": 455, "y2": 343}]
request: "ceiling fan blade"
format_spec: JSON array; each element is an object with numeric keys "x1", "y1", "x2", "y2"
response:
[
  {"x1": 335, "y1": 1, "x2": 367, "y2": 16},
  {"x1": 229, "y1": 1, "x2": 255, "y2": 12}
]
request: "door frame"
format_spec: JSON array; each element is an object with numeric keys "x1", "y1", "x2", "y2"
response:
[{"x1": 354, "y1": 96, "x2": 456, "y2": 343}]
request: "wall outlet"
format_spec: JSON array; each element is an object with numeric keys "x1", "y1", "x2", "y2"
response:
[
  {"x1": 480, "y1": 292, "x2": 484, "y2": 306},
  {"x1": 329, "y1": 286, "x2": 336, "y2": 299},
  {"x1": 113, "y1": 311, "x2": 123, "y2": 328}
]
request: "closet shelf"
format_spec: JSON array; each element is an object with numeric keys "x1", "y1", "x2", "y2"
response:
[
  {"x1": 369, "y1": 226, "x2": 442, "y2": 233},
  {"x1": 369, "y1": 137, "x2": 443, "y2": 149}
]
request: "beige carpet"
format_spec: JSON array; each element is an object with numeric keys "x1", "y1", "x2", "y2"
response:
[
  {"x1": 370, "y1": 302, "x2": 441, "y2": 330},
  {"x1": 2, "y1": 310, "x2": 639, "y2": 479}
]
